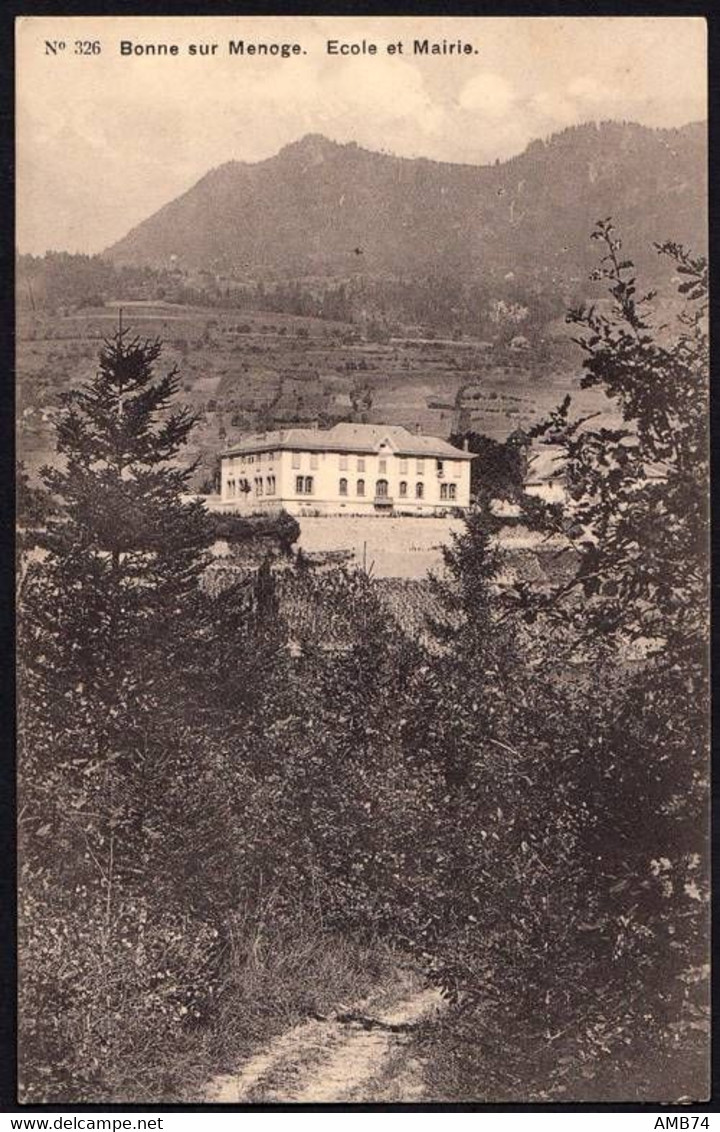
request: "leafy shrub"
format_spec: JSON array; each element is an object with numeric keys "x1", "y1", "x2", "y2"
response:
[{"x1": 402, "y1": 226, "x2": 709, "y2": 1101}]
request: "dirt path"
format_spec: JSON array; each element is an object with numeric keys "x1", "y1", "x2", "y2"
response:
[{"x1": 205, "y1": 984, "x2": 444, "y2": 1103}]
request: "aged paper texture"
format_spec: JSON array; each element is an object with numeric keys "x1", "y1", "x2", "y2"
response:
[{"x1": 16, "y1": 15, "x2": 709, "y2": 1105}]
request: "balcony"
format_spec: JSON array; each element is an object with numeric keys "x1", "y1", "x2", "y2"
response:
[{"x1": 373, "y1": 495, "x2": 394, "y2": 507}]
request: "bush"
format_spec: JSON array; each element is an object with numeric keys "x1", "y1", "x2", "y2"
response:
[{"x1": 398, "y1": 226, "x2": 709, "y2": 1101}]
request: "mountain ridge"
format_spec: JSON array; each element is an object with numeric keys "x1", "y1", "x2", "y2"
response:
[{"x1": 105, "y1": 121, "x2": 707, "y2": 282}]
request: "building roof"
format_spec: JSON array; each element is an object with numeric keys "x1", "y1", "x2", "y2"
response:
[
  {"x1": 525, "y1": 440, "x2": 668, "y2": 485},
  {"x1": 223, "y1": 423, "x2": 474, "y2": 461}
]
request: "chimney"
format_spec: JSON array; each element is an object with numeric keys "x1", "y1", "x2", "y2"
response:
[{"x1": 463, "y1": 437, "x2": 469, "y2": 452}]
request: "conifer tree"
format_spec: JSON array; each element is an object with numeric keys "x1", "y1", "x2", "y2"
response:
[
  {"x1": 19, "y1": 329, "x2": 212, "y2": 915},
  {"x1": 17, "y1": 333, "x2": 253, "y2": 1099},
  {"x1": 23, "y1": 329, "x2": 209, "y2": 718}
]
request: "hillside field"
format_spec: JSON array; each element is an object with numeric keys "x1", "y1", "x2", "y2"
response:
[{"x1": 16, "y1": 301, "x2": 617, "y2": 489}]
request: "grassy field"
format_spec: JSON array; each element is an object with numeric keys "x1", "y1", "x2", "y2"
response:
[{"x1": 16, "y1": 301, "x2": 616, "y2": 491}]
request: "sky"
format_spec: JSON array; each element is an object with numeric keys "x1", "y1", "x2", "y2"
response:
[{"x1": 16, "y1": 16, "x2": 707, "y2": 255}]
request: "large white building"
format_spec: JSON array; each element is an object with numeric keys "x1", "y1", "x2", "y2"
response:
[{"x1": 219, "y1": 423, "x2": 474, "y2": 515}]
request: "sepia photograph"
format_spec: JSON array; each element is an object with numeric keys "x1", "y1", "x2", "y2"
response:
[{"x1": 15, "y1": 14, "x2": 709, "y2": 1106}]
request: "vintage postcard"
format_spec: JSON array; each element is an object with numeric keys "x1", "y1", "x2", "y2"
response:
[{"x1": 15, "y1": 15, "x2": 709, "y2": 1105}]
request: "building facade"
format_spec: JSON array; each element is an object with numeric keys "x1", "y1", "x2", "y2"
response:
[{"x1": 219, "y1": 423, "x2": 474, "y2": 515}]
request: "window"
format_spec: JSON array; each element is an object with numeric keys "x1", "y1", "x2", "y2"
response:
[
  {"x1": 376, "y1": 479, "x2": 389, "y2": 498},
  {"x1": 228, "y1": 479, "x2": 236, "y2": 497},
  {"x1": 357, "y1": 457, "x2": 366, "y2": 472},
  {"x1": 399, "y1": 481, "x2": 407, "y2": 497},
  {"x1": 399, "y1": 459, "x2": 408, "y2": 474},
  {"x1": 379, "y1": 458, "x2": 387, "y2": 474},
  {"x1": 339, "y1": 478, "x2": 348, "y2": 496},
  {"x1": 292, "y1": 452, "x2": 301, "y2": 469},
  {"x1": 440, "y1": 483, "x2": 448, "y2": 500},
  {"x1": 416, "y1": 459, "x2": 424, "y2": 475},
  {"x1": 304, "y1": 476, "x2": 314, "y2": 494},
  {"x1": 257, "y1": 451, "x2": 263, "y2": 463},
  {"x1": 266, "y1": 476, "x2": 275, "y2": 495},
  {"x1": 448, "y1": 483, "x2": 457, "y2": 501},
  {"x1": 416, "y1": 482, "x2": 424, "y2": 499},
  {"x1": 296, "y1": 475, "x2": 304, "y2": 493},
  {"x1": 357, "y1": 479, "x2": 365, "y2": 497},
  {"x1": 437, "y1": 459, "x2": 444, "y2": 476},
  {"x1": 256, "y1": 478, "x2": 263, "y2": 496},
  {"x1": 339, "y1": 454, "x2": 348, "y2": 470},
  {"x1": 310, "y1": 453, "x2": 319, "y2": 470}
]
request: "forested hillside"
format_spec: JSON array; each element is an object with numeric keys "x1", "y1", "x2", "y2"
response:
[{"x1": 105, "y1": 122, "x2": 707, "y2": 284}]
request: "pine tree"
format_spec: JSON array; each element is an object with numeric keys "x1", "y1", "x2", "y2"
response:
[
  {"x1": 16, "y1": 461, "x2": 53, "y2": 598},
  {"x1": 24, "y1": 329, "x2": 209, "y2": 716},
  {"x1": 17, "y1": 331, "x2": 234, "y2": 1097},
  {"x1": 19, "y1": 329, "x2": 213, "y2": 918}
]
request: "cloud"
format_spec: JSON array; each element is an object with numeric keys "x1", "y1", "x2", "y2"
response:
[
  {"x1": 458, "y1": 72, "x2": 516, "y2": 117},
  {"x1": 567, "y1": 76, "x2": 611, "y2": 105},
  {"x1": 528, "y1": 89, "x2": 584, "y2": 129}
]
